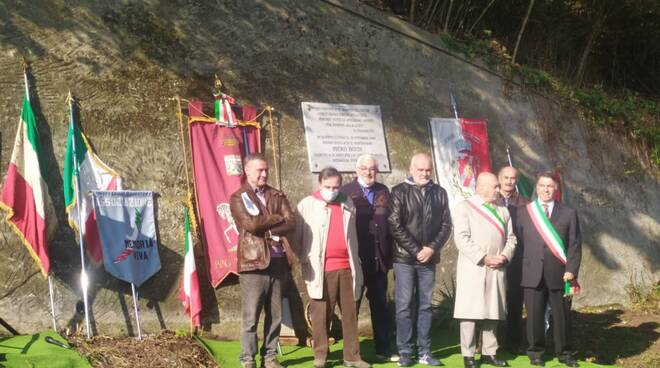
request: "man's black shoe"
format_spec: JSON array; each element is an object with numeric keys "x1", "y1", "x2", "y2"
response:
[
  {"x1": 481, "y1": 355, "x2": 508, "y2": 367},
  {"x1": 558, "y1": 356, "x2": 579, "y2": 367},
  {"x1": 463, "y1": 356, "x2": 479, "y2": 368},
  {"x1": 529, "y1": 357, "x2": 544, "y2": 366}
]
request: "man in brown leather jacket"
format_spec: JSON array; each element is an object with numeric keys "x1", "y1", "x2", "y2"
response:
[{"x1": 230, "y1": 153, "x2": 296, "y2": 368}]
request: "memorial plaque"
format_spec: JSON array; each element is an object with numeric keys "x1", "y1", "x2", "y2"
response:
[{"x1": 301, "y1": 102, "x2": 391, "y2": 172}]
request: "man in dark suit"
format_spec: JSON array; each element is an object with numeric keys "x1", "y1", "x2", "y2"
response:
[
  {"x1": 339, "y1": 154, "x2": 395, "y2": 362},
  {"x1": 516, "y1": 171, "x2": 581, "y2": 367},
  {"x1": 496, "y1": 166, "x2": 529, "y2": 351}
]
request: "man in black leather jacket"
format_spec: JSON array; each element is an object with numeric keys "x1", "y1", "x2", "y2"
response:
[{"x1": 388, "y1": 153, "x2": 452, "y2": 367}]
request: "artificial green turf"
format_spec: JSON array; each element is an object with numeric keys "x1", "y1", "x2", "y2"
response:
[
  {"x1": 0, "y1": 330, "x2": 92, "y2": 368},
  {"x1": 196, "y1": 331, "x2": 618, "y2": 368}
]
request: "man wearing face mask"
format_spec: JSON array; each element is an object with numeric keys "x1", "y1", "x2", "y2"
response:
[
  {"x1": 388, "y1": 153, "x2": 452, "y2": 367},
  {"x1": 339, "y1": 154, "x2": 395, "y2": 362},
  {"x1": 292, "y1": 167, "x2": 370, "y2": 368},
  {"x1": 230, "y1": 154, "x2": 296, "y2": 368}
]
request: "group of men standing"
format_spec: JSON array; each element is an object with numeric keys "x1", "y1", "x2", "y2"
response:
[{"x1": 229, "y1": 152, "x2": 581, "y2": 368}]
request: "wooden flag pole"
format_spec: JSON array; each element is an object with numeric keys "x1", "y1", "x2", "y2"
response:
[
  {"x1": 131, "y1": 283, "x2": 142, "y2": 340},
  {"x1": 68, "y1": 92, "x2": 92, "y2": 339},
  {"x1": 266, "y1": 107, "x2": 281, "y2": 190}
]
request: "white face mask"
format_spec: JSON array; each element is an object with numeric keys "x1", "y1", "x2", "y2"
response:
[
  {"x1": 320, "y1": 188, "x2": 339, "y2": 202},
  {"x1": 357, "y1": 176, "x2": 374, "y2": 188}
]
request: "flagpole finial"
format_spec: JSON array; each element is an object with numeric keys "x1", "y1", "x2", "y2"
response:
[
  {"x1": 22, "y1": 57, "x2": 30, "y2": 73},
  {"x1": 213, "y1": 74, "x2": 224, "y2": 96}
]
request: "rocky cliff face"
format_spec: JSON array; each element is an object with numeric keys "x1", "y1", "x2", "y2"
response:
[{"x1": 1, "y1": 0, "x2": 657, "y2": 336}]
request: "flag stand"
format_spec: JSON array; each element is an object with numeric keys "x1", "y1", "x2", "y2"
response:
[
  {"x1": 24, "y1": 68, "x2": 58, "y2": 333},
  {"x1": 47, "y1": 275, "x2": 57, "y2": 331},
  {"x1": 131, "y1": 283, "x2": 142, "y2": 340},
  {"x1": 68, "y1": 92, "x2": 92, "y2": 339}
]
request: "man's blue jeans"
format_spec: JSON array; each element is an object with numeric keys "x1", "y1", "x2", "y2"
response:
[{"x1": 393, "y1": 262, "x2": 436, "y2": 356}]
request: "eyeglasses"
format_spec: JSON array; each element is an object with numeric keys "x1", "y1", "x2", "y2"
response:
[{"x1": 357, "y1": 166, "x2": 377, "y2": 172}]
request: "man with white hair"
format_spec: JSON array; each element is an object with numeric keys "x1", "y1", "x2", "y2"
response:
[
  {"x1": 340, "y1": 154, "x2": 395, "y2": 362},
  {"x1": 388, "y1": 153, "x2": 452, "y2": 366}
]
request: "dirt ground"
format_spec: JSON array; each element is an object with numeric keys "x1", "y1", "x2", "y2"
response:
[
  {"x1": 573, "y1": 305, "x2": 659, "y2": 367},
  {"x1": 67, "y1": 330, "x2": 217, "y2": 368},
  {"x1": 61, "y1": 304, "x2": 658, "y2": 368}
]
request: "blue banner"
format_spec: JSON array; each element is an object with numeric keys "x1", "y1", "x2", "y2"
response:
[{"x1": 92, "y1": 190, "x2": 160, "y2": 286}]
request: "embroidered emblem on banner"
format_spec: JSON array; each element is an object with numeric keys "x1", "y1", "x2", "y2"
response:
[
  {"x1": 216, "y1": 202, "x2": 238, "y2": 243},
  {"x1": 224, "y1": 155, "x2": 243, "y2": 176},
  {"x1": 241, "y1": 192, "x2": 260, "y2": 216}
]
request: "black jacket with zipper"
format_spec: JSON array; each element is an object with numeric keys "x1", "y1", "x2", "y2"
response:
[{"x1": 387, "y1": 180, "x2": 453, "y2": 265}]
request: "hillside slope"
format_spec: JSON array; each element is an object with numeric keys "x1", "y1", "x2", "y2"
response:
[{"x1": 0, "y1": 0, "x2": 657, "y2": 335}]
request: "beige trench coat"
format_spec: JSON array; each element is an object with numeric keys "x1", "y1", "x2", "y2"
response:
[
  {"x1": 452, "y1": 196, "x2": 516, "y2": 320},
  {"x1": 292, "y1": 195, "x2": 363, "y2": 301}
]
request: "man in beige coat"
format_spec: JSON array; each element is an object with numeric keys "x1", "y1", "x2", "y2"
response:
[
  {"x1": 292, "y1": 167, "x2": 368, "y2": 368},
  {"x1": 453, "y1": 173, "x2": 516, "y2": 368}
]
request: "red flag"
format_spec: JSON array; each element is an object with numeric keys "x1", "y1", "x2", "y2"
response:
[
  {"x1": 188, "y1": 101, "x2": 259, "y2": 287},
  {"x1": 459, "y1": 118, "x2": 492, "y2": 175}
]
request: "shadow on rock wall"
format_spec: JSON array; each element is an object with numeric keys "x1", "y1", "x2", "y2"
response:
[{"x1": 0, "y1": 0, "x2": 657, "y2": 334}]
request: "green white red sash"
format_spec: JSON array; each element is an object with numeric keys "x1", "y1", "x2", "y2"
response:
[
  {"x1": 467, "y1": 199, "x2": 505, "y2": 238},
  {"x1": 526, "y1": 201, "x2": 567, "y2": 264}
]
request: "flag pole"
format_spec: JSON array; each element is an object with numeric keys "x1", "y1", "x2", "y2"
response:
[
  {"x1": 266, "y1": 107, "x2": 281, "y2": 190},
  {"x1": 450, "y1": 93, "x2": 459, "y2": 119},
  {"x1": 24, "y1": 67, "x2": 58, "y2": 332},
  {"x1": 47, "y1": 275, "x2": 57, "y2": 331},
  {"x1": 68, "y1": 91, "x2": 92, "y2": 339},
  {"x1": 505, "y1": 145, "x2": 520, "y2": 193},
  {"x1": 130, "y1": 283, "x2": 142, "y2": 340}
]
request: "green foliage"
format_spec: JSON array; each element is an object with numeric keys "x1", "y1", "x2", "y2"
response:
[
  {"x1": 439, "y1": 32, "x2": 660, "y2": 166},
  {"x1": 174, "y1": 329, "x2": 188, "y2": 338},
  {"x1": 515, "y1": 66, "x2": 660, "y2": 165}
]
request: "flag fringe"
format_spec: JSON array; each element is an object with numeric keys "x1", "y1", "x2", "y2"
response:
[{"x1": 0, "y1": 201, "x2": 49, "y2": 277}]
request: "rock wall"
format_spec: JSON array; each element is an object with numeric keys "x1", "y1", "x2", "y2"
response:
[{"x1": 1, "y1": 0, "x2": 657, "y2": 336}]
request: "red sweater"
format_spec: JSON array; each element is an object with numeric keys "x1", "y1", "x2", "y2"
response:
[{"x1": 312, "y1": 191, "x2": 350, "y2": 272}]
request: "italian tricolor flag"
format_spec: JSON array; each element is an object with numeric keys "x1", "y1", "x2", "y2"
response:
[
  {"x1": 0, "y1": 94, "x2": 58, "y2": 277},
  {"x1": 179, "y1": 209, "x2": 202, "y2": 327},
  {"x1": 63, "y1": 107, "x2": 121, "y2": 264}
]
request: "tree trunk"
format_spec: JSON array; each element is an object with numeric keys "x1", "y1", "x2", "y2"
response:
[
  {"x1": 575, "y1": 16, "x2": 605, "y2": 86},
  {"x1": 421, "y1": 0, "x2": 441, "y2": 27},
  {"x1": 409, "y1": 0, "x2": 416, "y2": 24},
  {"x1": 466, "y1": 0, "x2": 497, "y2": 36},
  {"x1": 443, "y1": 0, "x2": 454, "y2": 33},
  {"x1": 511, "y1": 0, "x2": 535, "y2": 65}
]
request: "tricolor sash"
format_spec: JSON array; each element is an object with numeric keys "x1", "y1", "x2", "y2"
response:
[
  {"x1": 466, "y1": 199, "x2": 505, "y2": 238},
  {"x1": 526, "y1": 201, "x2": 567, "y2": 264}
]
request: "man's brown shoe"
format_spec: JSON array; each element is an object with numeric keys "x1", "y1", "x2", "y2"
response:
[
  {"x1": 344, "y1": 359, "x2": 371, "y2": 368},
  {"x1": 262, "y1": 359, "x2": 285, "y2": 368}
]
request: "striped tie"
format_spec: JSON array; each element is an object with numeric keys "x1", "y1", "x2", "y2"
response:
[{"x1": 542, "y1": 203, "x2": 550, "y2": 218}]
